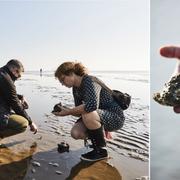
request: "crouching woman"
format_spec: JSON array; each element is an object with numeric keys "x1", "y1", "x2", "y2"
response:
[{"x1": 53, "y1": 61, "x2": 125, "y2": 162}]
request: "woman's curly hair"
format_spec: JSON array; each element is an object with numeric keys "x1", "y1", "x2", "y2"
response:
[{"x1": 55, "y1": 61, "x2": 88, "y2": 79}]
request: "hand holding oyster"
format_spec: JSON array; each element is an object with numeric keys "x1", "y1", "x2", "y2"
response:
[
  {"x1": 153, "y1": 74, "x2": 180, "y2": 106},
  {"x1": 52, "y1": 102, "x2": 64, "y2": 113}
]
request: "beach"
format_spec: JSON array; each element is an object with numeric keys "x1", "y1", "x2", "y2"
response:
[{"x1": 0, "y1": 71, "x2": 149, "y2": 180}]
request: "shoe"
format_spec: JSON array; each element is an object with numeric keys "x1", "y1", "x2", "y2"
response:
[{"x1": 81, "y1": 148, "x2": 108, "y2": 162}]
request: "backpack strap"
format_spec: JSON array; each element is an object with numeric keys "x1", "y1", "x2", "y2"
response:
[{"x1": 88, "y1": 75, "x2": 113, "y2": 95}]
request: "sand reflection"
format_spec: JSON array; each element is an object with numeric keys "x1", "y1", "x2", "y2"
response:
[
  {"x1": 66, "y1": 159, "x2": 122, "y2": 180},
  {"x1": 0, "y1": 142, "x2": 37, "y2": 180}
]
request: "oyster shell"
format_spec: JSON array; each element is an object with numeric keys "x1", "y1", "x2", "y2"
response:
[
  {"x1": 52, "y1": 102, "x2": 62, "y2": 113},
  {"x1": 153, "y1": 74, "x2": 180, "y2": 106}
]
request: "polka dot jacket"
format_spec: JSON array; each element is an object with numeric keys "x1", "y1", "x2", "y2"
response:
[{"x1": 72, "y1": 75, "x2": 125, "y2": 131}]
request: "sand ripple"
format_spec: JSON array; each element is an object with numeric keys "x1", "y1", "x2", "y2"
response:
[{"x1": 45, "y1": 102, "x2": 149, "y2": 162}]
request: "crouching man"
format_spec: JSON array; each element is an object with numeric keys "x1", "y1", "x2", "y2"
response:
[{"x1": 0, "y1": 59, "x2": 37, "y2": 143}]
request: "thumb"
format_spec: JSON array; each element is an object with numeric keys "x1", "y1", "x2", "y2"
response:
[{"x1": 173, "y1": 106, "x2": 180, "y2": 113}]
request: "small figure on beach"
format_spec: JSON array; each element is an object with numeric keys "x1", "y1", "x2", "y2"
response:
[
  {"x1": 52, "y1": 61, "x2": 125, "y2": 162},
  {"x1": 40, "y1": 68, "x2": 42, "y2": 76},
  {"x1": 0, "y1": 60, "x2": 38, "y2": 144},
  {"x1": 153, "y1": 46, "x2": 180, "y2": 113}
]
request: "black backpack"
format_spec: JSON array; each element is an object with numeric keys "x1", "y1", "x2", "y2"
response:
[{"x1": 90, "y1": 76, "x2": 131, "y2": 110}]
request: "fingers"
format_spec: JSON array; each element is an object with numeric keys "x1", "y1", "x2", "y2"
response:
[
  {"x1": 33, "y1": 129, "x2": 38, "y2": 134},
  {"x1": 23, "y1": 103, "x2": 29, "y2": 109},
  {"x1": 160, "y1": 46, "x2": 180, "y2": 59},
  {"x1": 23, "y1": 101, "x2": 29, "y2": 109},
  {"x1": 52, "y1": 112, "x2": 60, "y2": 116},
  {"x1": 173, "y1": 106, "x2": 180, "y2": 113},
  {"x1": 160, "y1": 46, "x2": 180, "y2": 113},
  {"x1": 30, "y1": 123, "x2": 38, "y2": 134},
  {"x1": 31, "y1": 127, "x2": 38, "y2": 134},
  {"x1": 20, "y1": 100, "x2": 29, "y2": 109},
  {"x1": 52, "y1": 111, "x2": 67, "y2": 116},
  {"x1": 30, "y1": 127, "x2": 37, "y2": 134}
]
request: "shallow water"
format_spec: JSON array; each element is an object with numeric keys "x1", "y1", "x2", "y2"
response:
[{"x1": 17, "y1": 71, "x2": 149, "y2": 162}]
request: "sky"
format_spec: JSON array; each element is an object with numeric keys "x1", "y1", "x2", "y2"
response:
[{"x1": 0, "y1": 0, "x2": 149, "y2": 71}]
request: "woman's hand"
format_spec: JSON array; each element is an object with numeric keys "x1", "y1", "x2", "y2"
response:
[
  {"x1": 52, "y1": 104, "x2": 85, "y2": 117},
  {"x1": 52, "y1": 106, "x2": 70, "y2": 116}
]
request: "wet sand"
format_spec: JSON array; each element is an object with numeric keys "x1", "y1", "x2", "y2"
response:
[{"x1": 0, "y1": 71, "x2": 149, "y2": 180}]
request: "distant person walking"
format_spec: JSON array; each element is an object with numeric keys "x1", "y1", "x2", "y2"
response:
[
  {"x1": 53, "y1": 61, "x2": 125, "y2": 162},
  {"x1": 40, "y1": 68, "x2": 42, "y2": 76},
  {"x1": 0, "y1": 60, "x2": 37, "y2": 144}
]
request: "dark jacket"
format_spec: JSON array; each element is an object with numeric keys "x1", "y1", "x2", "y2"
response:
[{"x1": 0, "y1": 66, "x2": 32, "y2": 125}]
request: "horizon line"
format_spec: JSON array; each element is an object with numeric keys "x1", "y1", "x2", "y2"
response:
[{"x1": 25, "y1": 69, "x2": 149, "y2": 72}]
